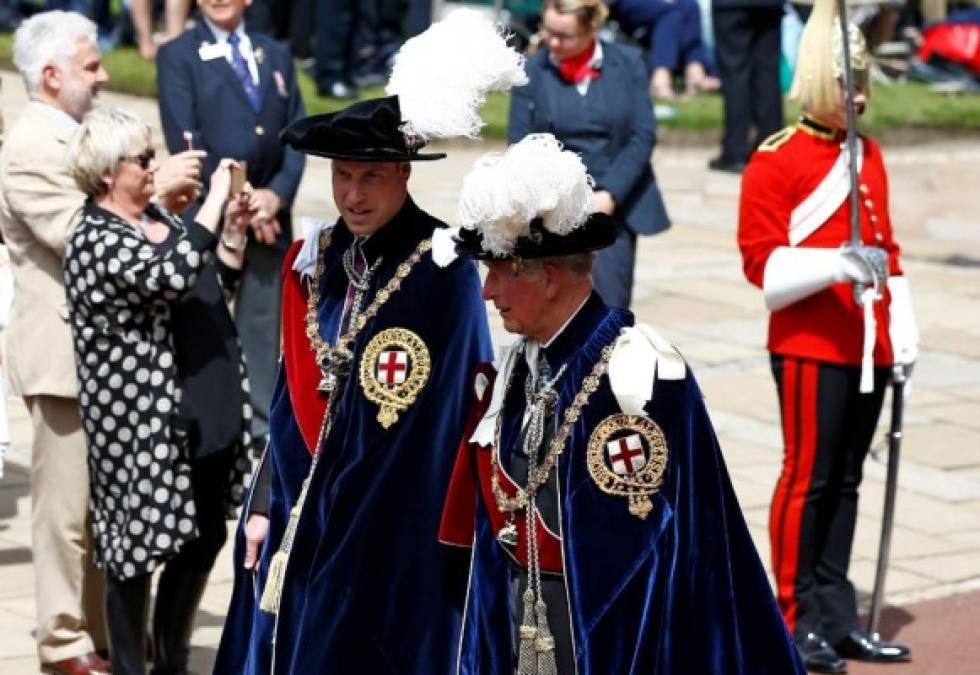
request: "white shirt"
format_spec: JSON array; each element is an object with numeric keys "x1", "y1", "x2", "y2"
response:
[
  {"x1": 203, "y1": 18, "x2": 259, "y2": 85},
  {"x1": 30, "y1": 100, "x2": 80, "y2": 132}
]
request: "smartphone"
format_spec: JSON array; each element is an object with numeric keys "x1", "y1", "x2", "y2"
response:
[
  {"x1": 229, "y1": 161, "x2": 248, "y2": 195},
  {"x1": 181, "y1": 131, "x2": 194, "y2": 152}
]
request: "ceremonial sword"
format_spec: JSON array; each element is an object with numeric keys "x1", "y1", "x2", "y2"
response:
[
  {"x1": 867, "y1": 363, "x2": 909, "y2": 637},
  {"x1": 832, "y1": 0, "x2": 909, "y2": 638}
]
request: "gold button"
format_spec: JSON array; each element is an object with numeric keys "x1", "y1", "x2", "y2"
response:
[
  {"x1": 875, "y1": 232, "x2": 884, "y2": 242},
  {"x1": 864, "y1": 199, "x2": 874, "y2": 209},
  {"x1": 255, "y1": 125, "x2": 265, "y2": 136},
  {"x1": 871, "y1": 214, "x2": 879, "y2": 223},
  {"x1": 859, "y1": 184, "x2": 869, "y2": 194}
]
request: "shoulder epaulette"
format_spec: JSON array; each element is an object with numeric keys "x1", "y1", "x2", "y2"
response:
[{"x1": 758, "y1": 126, "x2": 797, "y2": 153}]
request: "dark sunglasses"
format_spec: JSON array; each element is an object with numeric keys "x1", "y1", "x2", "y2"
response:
[{"x1": 121, "y1": 148, "x2": 156, "y2": 170}]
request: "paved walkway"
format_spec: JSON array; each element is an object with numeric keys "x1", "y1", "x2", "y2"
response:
[{"x1": 1, "y1": 75, "x2": 979, "y2": 672}]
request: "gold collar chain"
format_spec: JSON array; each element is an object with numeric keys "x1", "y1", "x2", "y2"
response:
[
  {"x1": 490, "y1": 343, "x2": 615, "y2": 514},
  {"x1": 303, "y1": 228, "x2": 433, "y2": 396}
]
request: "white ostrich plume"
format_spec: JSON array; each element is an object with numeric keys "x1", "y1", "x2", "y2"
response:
[
  {"x1": 386, "y1": 9, "x2": 527, "y2": 141},
  {"x1": 457, "y1": 134, "x2": 594, "y2": 256}
]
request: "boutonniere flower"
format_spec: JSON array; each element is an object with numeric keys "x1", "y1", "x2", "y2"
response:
[{"x1": 255, "y1": 47, "x2": 265, "y2": 65}]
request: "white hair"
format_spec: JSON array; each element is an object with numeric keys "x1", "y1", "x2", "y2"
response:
[
  {"x1": 13, "y1": 11, "x2": 98, "y2": 94},
  {"x1": 67, "y1": 107, "x2": 151, "y2": 197}
]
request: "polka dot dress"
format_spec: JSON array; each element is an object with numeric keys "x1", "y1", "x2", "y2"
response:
[{"x1": 65, "y1": 204, "x2": 252, "y2": 580}]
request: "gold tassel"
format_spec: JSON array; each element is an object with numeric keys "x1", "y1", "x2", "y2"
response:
[
  {"x1": 259, "y1": 550, "x2": 288, "y2": 613},
  {"x1": 517, "y1": 587, "x2": 538, "y2": 674},
  {"x1": 534, "y1": 599, "x2": 557, "y2": 675}
]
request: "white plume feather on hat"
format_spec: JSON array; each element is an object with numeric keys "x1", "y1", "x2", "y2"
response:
[
  {"x1": 386, "y1": 9, "x2": 528, "y2": 142},
  {"x1": 457, "y1": 134, "x2": 595, "y2": 256}
]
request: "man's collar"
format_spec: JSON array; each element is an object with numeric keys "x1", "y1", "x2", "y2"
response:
[
  {"x1": 29, "y1": 99, "x2": 80, "y2": 132},
  {"x1": 540, "y1": 291, "x2": 605, "y2": 367},
  {"x1": 202, "y1": 16, "x2": 247, "y2": 44}
]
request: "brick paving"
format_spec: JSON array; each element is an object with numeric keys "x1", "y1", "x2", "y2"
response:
[{"x1": 1, "y1": 73, "x2": 978, "y2": 672}]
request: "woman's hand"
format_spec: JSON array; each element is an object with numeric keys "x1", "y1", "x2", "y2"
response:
[
  {"x1": 217, "y1": 187, "x2": 255, "y2": 269},
  {"x1": 209, "y1": 158, "x2": 237, "y2": 199},
  {"x1": 154, "y1": 150, "x2": 205, "y2": 214},
  {"x1": 196, "y1": 158, "x2": 240, "y2": 234},
  {"x1": 243, "y1": 513, "x2": 270, "y2": 571}
]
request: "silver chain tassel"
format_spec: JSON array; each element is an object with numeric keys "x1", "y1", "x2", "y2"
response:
[
  {"x1": 516, "y1": 355, "x2": 564, "y2": 673},
  {"x1": 517, "y1": 583, "x2": 538, "y2": 674}
]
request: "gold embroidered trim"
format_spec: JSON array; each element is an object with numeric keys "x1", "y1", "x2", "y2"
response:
[
  {"x1": 491, "y1": 343, "x2": 615, "y2": 514},
  {"x1": 796, "y1": 115, "x2": 841, "y2": 142},
  {"x1": 260, "y1": 232, "x2": 432, "y2": 616},
  {"x1": 587, "y1": 414, "x2": 668, "y2": 519},
  {"x1": 758, "y1": 125, "x2": 797, "y2": 152},
  {"x1": 359, "y1": 327, "x2": 431, "y2": 428},
  {"x1": 304, "y1": 232, "x2": 432, "y2": 392}
]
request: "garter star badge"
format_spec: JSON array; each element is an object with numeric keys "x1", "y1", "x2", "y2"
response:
[
  {"x1": 359, "y1": 328, "x2": 431, "y2": 428},
  {"x1": 587, "y1": 414, "x2": 668, "y2": 519}
]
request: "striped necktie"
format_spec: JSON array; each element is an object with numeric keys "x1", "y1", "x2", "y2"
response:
[{"x1": 227, "y1": 32, "x2": 261, "y2": 112}]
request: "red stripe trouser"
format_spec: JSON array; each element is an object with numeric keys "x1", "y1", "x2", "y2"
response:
[{"x1": 768, "y1": 354, "x2": 889, "y2": 645}]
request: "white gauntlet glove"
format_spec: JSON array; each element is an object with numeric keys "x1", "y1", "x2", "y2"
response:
[
  {"x1": 887, "y1": 276, "x2": 919, "y2": 366},
  {"x1": 763, "y1": 246, "x2": 883, "y2": 311}
]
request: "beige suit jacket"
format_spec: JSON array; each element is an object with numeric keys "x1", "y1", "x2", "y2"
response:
[{"x1": 0, "y1": 102, "x2": 85, "y2": 398}]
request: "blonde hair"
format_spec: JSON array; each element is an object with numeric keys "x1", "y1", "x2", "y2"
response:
[
  {"x1": 789, "y1": 0, "x2": 871, "y2": 120},
  {"x1": 541, "y1": 0, "x2": 609, "y2": 31},
  {"x1": 67, "y1": 107, "x2": 151, "y2": 197}
]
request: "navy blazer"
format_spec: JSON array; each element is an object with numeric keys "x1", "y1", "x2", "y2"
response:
[
  {"x1": 157, "y1": 22, "x2": 306, "y2": 242},
  {"x1": 508, "y1": 40, "x2": 669, "y2": 236}
]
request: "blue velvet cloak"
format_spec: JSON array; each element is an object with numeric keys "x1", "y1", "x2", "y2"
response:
[
  {"x1": 440, "y1": 294, "x2": 805, "y2": 674},
  {"x1": 214, "y1": 198, "x2": 493, "y2": 674}
]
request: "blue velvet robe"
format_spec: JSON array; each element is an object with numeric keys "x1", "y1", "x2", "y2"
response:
[
  {"x1": 214, "y1": 198, "x2": 493, "y2": 674},
  {"x1": 441, "y1": 294, "x2": 805, "y2": 674}
]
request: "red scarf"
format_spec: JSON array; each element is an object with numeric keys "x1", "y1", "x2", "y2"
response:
[{"x1": 557, "y1": 40, "x2": 600, "y2": 84}]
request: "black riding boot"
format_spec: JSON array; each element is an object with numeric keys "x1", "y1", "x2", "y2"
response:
[
  {"x1": 106, "y1": 573, "x2": 152, "y2": 675},
  {"x1": 150, "y1": 568, "x2": 210, "y2": 675}
]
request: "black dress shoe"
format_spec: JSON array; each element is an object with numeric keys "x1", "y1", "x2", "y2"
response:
[
  {"x1": 797, "y1": 633, "x2": 847, "y2": 674},
  {"x1": 708, "y1": 156, "x2": 747, "y2": 174},
  {"x1": 835, "y1": 630, "x2": 911, "y2": 663}
]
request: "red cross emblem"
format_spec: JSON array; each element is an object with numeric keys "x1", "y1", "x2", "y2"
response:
[
  {"x1": 376, "y1": 350, "x2": 408, "y2": 385},
  {"x1": 606, "y1": 434, "x2": 647, "y2": 475}
]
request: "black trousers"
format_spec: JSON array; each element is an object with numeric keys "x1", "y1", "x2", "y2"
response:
[
  {"x1": 768, "y1": 355, "x2": 889, "y2": 645},
  {"x1": 235, "y1": 241, "x2": 285, "y2": 440},
  {"x1": 105, "y1": 451, "x2": 234, "y2": 674},
  {"x1": 711, "y1": 5, "x2": 783, "y2": 163}
]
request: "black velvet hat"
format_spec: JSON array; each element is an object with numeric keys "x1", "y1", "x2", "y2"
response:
[
  {"x1": 280, "y1": 96, "x2": 446, "y2": 162},
  {"x1": 455, "y1": 212, "x2": 618, "y2": 260}
]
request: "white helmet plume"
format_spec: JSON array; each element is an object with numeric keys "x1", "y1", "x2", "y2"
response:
[{"x1": 386, "y1": 9, "x2": 528, "y2": 142}]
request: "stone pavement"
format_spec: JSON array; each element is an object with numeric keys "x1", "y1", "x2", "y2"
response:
[{"x1": 1, "y1": 74, "x2": 979, "y2": 672}]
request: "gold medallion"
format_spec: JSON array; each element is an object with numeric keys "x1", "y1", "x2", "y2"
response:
[
  {"x1": 587, "y1": 414, "x2": 668, "y2": 519},
  {"x1": 359, "y1": 328, "x2": 431, "y2": 428}
]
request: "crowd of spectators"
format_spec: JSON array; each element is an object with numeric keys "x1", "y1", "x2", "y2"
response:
[
  {"x1": 3, "y1": 1, "x2": 976, "y2": 104},
  {"x1": 0, "y1": 2, "x2": 974, "y2": 675}
]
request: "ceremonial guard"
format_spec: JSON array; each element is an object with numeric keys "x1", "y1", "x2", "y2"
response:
[
  {"x1": 213, "y1": 12, "x2": 525, "y2": 673},
  {"x1": 737, "y1": 0, "x2": 918, "y2": 671},
  {"x1": 439, "y1": 134, "x2": 805, "y2": 674}
]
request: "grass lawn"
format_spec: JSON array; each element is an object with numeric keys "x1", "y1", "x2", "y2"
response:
[{"x1": 2, "y1": 33, "x2": 979, "y2": 139}]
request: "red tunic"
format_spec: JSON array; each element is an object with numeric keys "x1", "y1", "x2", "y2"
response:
[{"x1": 738, "y1": 122, "x2": 903, "y2": 366}]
